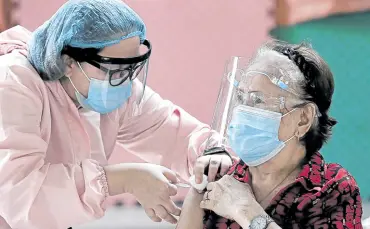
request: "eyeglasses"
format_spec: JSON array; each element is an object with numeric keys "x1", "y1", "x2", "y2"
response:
[
  {"x1": 63, "y1": 40, "x2": 152, "y2": 86},
  {"x1": 86, "y1": 60, "x2": 146, "y2": 86},
  {"x1": 236, "y1": 90, "x2": 307, "y2": 113}
]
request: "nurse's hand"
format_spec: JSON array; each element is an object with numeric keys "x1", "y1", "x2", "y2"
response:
[
  {"x1": 194, "y1": 154, "x2": 233, "y2": 185},
  {"x1": 104, "y1": 163, "x2": 181, "y2": 224}
]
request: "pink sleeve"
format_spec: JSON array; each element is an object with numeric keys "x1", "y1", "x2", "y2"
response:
[
  {"x1": 0, "y1": 78, "x2": 109, "y2": 228},
  {"x1": 0, "y1": 26, "x2": 31, "y2": 56},
  {"x1": 117, "y1": 85, "x2": 211, "y2": 180}
]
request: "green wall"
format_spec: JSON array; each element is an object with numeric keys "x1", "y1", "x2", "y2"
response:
[{"x1": 271, "y1": 11, "x2": 370, "y2": 198}]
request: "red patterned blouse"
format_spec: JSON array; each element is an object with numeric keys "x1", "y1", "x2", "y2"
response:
[{"x1": 203, "y1": 152, "x2": 363, "y2": 229}]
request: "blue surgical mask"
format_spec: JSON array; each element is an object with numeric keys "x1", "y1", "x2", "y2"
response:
[
  {"x1": 227, "y1": 105, "x2": 295, "y2": 167},
  {"x1": 75, "y1": 78, "x2": 132, "y2": 114},
  {"x1": 69, "y1": 62, "x2": 132, "y2": 114}
]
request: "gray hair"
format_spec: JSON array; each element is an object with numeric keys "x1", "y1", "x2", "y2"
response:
[
  {"x1": 247, "y1": 41, "x2": 308, "y2": 98},
  {"x1": 245, "y1": 40, "x2": 337, "y2": 157}
]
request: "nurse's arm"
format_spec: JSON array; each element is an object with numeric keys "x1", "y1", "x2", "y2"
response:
[
  {"x1": 0, "y1": 74, "x2": 109, "y2": 229},
  {"x1": 116, "y1": 82, "x2": 211, "y2": 180}
]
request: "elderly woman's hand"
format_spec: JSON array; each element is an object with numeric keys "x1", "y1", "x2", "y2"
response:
[{"x1": 199, "y1": 175, "x2": 264, "y2": 221}]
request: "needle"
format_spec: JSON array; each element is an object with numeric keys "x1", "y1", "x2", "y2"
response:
[{"x1": 172, "y1": 182, "x2": 191, "y2": 188}]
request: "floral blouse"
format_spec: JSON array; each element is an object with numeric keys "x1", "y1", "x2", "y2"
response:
[{"x1": 203, "y1": 152, "x2": 363, "y2": 229}]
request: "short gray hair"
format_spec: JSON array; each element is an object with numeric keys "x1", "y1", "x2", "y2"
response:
[{"x1": 246, "y1": 40, "x2": 337, "y2": 157}]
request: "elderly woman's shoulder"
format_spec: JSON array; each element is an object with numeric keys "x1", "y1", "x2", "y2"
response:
[
  {"x1": 324, "y1": 162, "x2": 360, "y2": 195},
  {"x1": 227, "y1": 156, "x2": 361, "y2": 197}
]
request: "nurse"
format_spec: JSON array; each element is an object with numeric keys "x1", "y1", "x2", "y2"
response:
[{"x1": 0, "y1": 0, "x2": 232, "y2": 228}]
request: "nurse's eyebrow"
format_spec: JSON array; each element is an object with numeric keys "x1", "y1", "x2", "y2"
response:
[{"x1": 98, "y1": 63, "x2": 129, "y2": 70}]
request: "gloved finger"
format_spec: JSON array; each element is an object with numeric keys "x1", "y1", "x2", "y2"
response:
[
  {"x1": 175, "y1": 172, "x2": 182, "y2": 180},
  {"x1": 161, "y1": 197, "x2": 181, "y2": 216},
  {"x1": 219, "y1": 156, "x2": 232, "y2": 176},
  {"x1": 194, "y1": 156, "x2": 210, "y2": 184},
  {"x1": 167, "y1": 182, "x2": 178, "y2": 196},
  {"x1": 144, "y1": 208, "x2": 162, "y2": 222},
  {"x1": 207, "y1": 156, "x2": 221, "y2": 182},
  {"x1": 154, "y1": 205, "x2": 178, "y2": 224},
  {"x1": 162, "y1": 167, "x2": 179, "y2": 184}
]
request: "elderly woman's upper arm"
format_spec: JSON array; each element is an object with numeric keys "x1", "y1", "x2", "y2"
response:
[
  {"x1": 309, "y1": 174, "x2": 362, "y2": 229},
  {"x1": 338, "y1": 175, "x2": 363, "y2": 228},
  {"x1": 176, "y1": 188, "x2": 205, "y2": 229}
]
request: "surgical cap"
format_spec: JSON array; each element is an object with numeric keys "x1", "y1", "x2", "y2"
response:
[{"x1": 28, "y1": 0, "x2": 146, "y2": 80}]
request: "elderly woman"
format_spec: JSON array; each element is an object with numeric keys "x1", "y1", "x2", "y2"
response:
[{"x1": 177, "y1": 41, "x2": 363, "y2": 229}]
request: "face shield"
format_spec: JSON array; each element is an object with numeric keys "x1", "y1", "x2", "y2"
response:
[
  {"x1": 83, "y1": 39, "x2": 151, "y2": 105},
  {"x1": 204, "y1": 56, "x2": 309, "y2": 153},
  {"x1": 63, "y1": 40, "x2": 152, "y2": 106}
]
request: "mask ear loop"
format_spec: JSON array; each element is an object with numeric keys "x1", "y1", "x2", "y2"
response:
[
  {"x1": 77, "y1": 62, "x2": 91, "y2": 82},
  {"x1": 283, "y1": 134, "x2": 297, "y2": 144},
  {"x1": 282, "y1": 108, "x2": 299, "y2": 143},
  {"x1": 67, "y1": 77, "x2": 82, "y2": 97},
  {"x1": 67, "y1": 62, "x2": 91, "y2": 97},
  {"x1": 279, "y1": 97, "x2": 300, "y2": 143}
]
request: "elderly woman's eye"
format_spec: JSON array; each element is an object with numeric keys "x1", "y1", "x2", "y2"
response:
[
  {"x1": 235, "y1": 90, "x2": 245, "y2": 103},
  {"x1": 254, "y1": 97, "x2": 263, "y2": 104},
  {"x1": 236, "y1": 94, "x2": 246, "y2": 105},
  {"x1": 250, "y1": 93, "x2": 264, "y2": 104}
]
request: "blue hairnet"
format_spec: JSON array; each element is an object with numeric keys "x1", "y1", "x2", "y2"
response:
[{"x1": 28, "y1": 0, "x2": 146, "y2": 80}]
